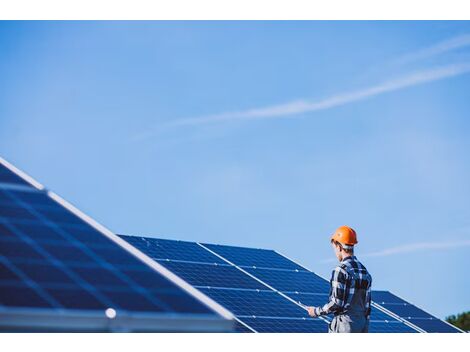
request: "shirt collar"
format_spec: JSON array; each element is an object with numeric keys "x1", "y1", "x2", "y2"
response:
[{"x1": 341, "y1": 255, "x2": 356, "y2": 263}]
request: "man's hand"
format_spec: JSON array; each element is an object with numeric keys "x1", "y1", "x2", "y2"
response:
[{"x1": 307, "y1": 306, "x2": 319, "y2": 318}]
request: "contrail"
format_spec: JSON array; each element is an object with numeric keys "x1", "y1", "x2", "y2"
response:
[
  {"x1": 133, "y1": 61, "x2": 470, "y2": 141},
  {"x1": 392, "y1": 33, "x2": 470, "y2": 66},
  {"x1": 171, "y1": 62, "x2": 470, "y2": 127},
  {"x1": 320, "y1": 239, "x2": 470, "y2": 263}
]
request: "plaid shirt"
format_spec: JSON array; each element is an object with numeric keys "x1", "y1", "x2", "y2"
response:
[{"x1": 315, "y1": 256, "x2": 372, "y2": 317}]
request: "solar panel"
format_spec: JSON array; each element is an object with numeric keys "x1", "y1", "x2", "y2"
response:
[
  {"x1": 244, "y1": 267, "x2": 331, "y2": 293},
  {"x1": 202, "y1": 243, "x2": 305, "y2": 270},
  {"x1": 372, "y1": 290, "x2": 462, "y2": 333},
  {"x1": 372, "y1": 290, "x2": 408, "y2": 304},
  {"x1": 161, "y1": 261, "x2": 266, "y2": 290},
  {"x1": 120, "y1": 235, "x2": 462, "y2": 333},
  {"x1": 0, "y1": 159, "x2": 233, "y2": 332},
  {"x1": 406, "y1": 318, "x2": 461, "y2": 333},
  {"x1": 368, "y1": 321, "x2": 417, "y2": 333},
  {"x1": 122, "y1": 235, "x2": 225, "y2": 264},
  {"x1": 208, "y1": 243, "x2": 422, "y2": 333},
  {"x1": 4, "y1": 158, "x2": 455, "y2": 333},
  {"x1": 124, "y1": 236, "x2": 327, "y2": 332},
  {"x1": 199, "y1": 288, "x2": 308, "y2": 317}
]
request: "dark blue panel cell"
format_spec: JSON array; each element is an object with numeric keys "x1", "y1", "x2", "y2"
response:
[
  {"x1": 0, "y1": 238, "x2": 46, "y2": 260},
  {"x1": 0, "y1": 222, "x2": 18, "y2": 239},
  {"x1": 13, "y1": 262, "x2": 75, "y2": 285},
  {"x1": 12, "y1": 222, "x2": 66, "y2": 242},
  {"x1": 99, "y1": 288, "x2": 165, "y2": 312},
  {"x1": 160, "y1": 261, "x2": 266, "y2": 290},
  {"x1": 121, "y1": 267, "x2": 183, "y2": 291},
  {"x1": 379, "y1": 303, "x2": 435, "y2": 319},
  {"x1": 88, "y1": 246, "x2": 144, "y2": 267},
  {"x1": 369, "y1": 320, "x2": 416, "y2": 333},
  {"x1": 0, "y1": 165, "x2": 31, "y2": 186},
  {"x1": 239, "y1": 317, "x2": 328, "y2": 333},
  {"x1": 406, "y1": 318, "x2": 461, "y2": 333},
  {"x1": 0, "y1": 190, "x2": 14, "y2": 204},
  {"x1": 203, "y1": 243, "x2": 305, "y2": 270},
  {"x1": 370, "y1": 306, "x2": 399, "y2": 321},
  {"x1": 155, "y1": 291, "x2": 219, "y2": 315},
  {"x1": 66, "y1": 265, "x2": 128, "y2": 287},
  {"x1": 10, "y1": 191, "x2": 58, "y2": 208},
  {"x1": 284, "y1": 292, "x2": 329, "y2": 308},
  {"x1": 121, "y1": 235, "x2": 225, "y2": 264},
  {"x1": 0, "y1": 262, "x2": 21, "y2": 281},
  {"x1": 199, "y1": 288, "x2": 307, "y2": 318},
  {"x1": 0, "y1": 204, "x2": 37, "y2": 220},
  {"x1": 245, "y1": 267, "x2": 330, "y2": 293},
  {"x1": 61, "y1": 225, "x2": 116, "y2": 247},
  {"x1": 372, "y1": 290, "x2": 408, "y2": 304},
  {"x1": 40, "y1": 243, "x2": 96, "y2": 263},
  {"x1": 34, "y1": 207, "x2": 87, "y2": 226},
  {"x1": 0, "y1": 282, "x2": 52, "y2": 308},
  {"x1": 45, "y1": 286, "x2": 107, "y2": 310}
]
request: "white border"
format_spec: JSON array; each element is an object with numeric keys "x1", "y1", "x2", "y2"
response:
[{"x1": 1, "y1": 0, "x2": 470, "y2": 19}]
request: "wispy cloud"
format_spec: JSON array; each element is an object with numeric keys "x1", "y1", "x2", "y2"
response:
[
  {"x1": 132, "y1": 33, "x2": 470, "y2": 142},
  {"x1": 168, "y1": 63, "x2": 470, "y2": 127},
  {"x1": 321, "y1": 239, "x2": 470, "y2": 263},
  {"x1": 133, "y1": 62, "x2": 470, "y2": 142},
  {"x1": 392, "y1": 33, "x2": 470, "y2": 66}
]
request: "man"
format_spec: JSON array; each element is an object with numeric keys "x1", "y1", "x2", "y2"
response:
[{"x1": 307, "y1": 226, "x2": 372, "y2": 333}]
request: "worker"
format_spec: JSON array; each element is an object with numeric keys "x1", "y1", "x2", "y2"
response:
[{"x1": 307, "y1": 226, "x2": 372, "y2": 333}]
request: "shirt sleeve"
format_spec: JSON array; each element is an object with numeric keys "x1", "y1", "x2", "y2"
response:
[
  {"x1": 365, "y1": 274, "x2": 372, "y2": 318},
  {"x1": 314, "y1": 266, "x2": 349, "y2": 316}
]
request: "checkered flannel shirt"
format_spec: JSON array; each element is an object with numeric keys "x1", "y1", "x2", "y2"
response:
[{"x1": 314, "y1": 256, "x2": 372, "y2": 317}]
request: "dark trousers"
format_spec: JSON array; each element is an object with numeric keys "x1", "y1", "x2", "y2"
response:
[{"x1": 328, "y1": 314, "x2": 369, "y2": 333}]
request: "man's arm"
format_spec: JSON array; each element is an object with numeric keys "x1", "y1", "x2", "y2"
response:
[
  {"x1": 313, "y1": 266, "x2": 349, "y2": 316},
  {"x1": 365, "y1": 275, "x2": 372, "y2": 318}
]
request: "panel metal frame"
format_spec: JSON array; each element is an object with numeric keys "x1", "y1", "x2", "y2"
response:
[{"x1": 0, "y1": 306, "x2": 232, "y2": 332}]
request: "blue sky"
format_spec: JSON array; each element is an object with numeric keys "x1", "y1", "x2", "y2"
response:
[{"x1": 1, "y1": 21, "x2": 469, "y2": 318}]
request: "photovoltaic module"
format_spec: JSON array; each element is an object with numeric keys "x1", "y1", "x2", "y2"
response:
[
  {"x1": 0, "y1": 156, "x2": 462, "y2": 333},
  {"x1": 121, "y1": 236, "x2": 460, "y2": 333},
  {"x1": 0, "y1": 158, "x2": 232, "y2": 332}
]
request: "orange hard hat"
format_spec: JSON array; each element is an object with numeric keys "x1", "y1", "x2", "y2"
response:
[{"x1": 331, "y1": 226, "x2": 358, "y2": 247}]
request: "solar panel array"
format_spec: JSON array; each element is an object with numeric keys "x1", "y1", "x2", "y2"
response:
[
  {"x1": 1, "y1": 157, "x2": 460, "y2": 333},
  {"x1": 121, "y1": 236, "x2": 424, "y2": 333},
  {"x1": 372, "y1": 291, "x2": 462, "y2": 333},
  {"x1": 0, "y1": 161, "x2": 229, "y2": 332}
]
